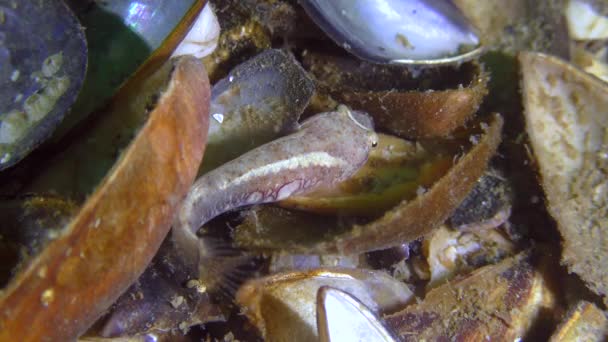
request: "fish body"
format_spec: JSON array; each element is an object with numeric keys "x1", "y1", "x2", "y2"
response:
[{"x1": 175, "y1": 106, "x2": 377, "y2": 274}]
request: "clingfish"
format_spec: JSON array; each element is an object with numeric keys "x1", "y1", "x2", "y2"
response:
[
  {"x1": 175, "y1": 106, "x2": 378, "y2": 274},
  {"x1": 101, "y1": 106, "x2": 377, "y2": 337}
]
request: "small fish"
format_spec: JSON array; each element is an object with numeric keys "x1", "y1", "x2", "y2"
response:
[
  {"x1": 174, "y1": 106, "x2": 378, "y2": 275},
  {"x1": 103, "y1": 106, "x2": 376, "y2": 337}
]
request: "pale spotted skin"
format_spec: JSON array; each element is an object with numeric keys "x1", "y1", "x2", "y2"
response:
[{"x1": 174, "y1": 106, "x2": 377, "y2": 275}]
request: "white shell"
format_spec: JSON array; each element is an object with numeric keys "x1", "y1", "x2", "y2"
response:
[
  {"x1": 317, "y1": 287, "x2": 397, "y2": 342},
  {"x1": 236, "y1": 268, "x2": 413, "y2": 341},
  {"x1": 172, "y1": 3, "x2": 220, "y2": 59}
]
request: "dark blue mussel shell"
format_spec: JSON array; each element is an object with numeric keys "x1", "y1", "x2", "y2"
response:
[{"x1": 0, "y1": 0, "x2": 87, "y2": 170}]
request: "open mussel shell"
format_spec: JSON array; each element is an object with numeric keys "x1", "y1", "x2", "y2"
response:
[
  {"x1": 23, "y1": 53, "x2": 204, "y2": 199},
  {"x1": 324, "y1": 114, "x2": 502, "y2": 254},
  {"x1": 235, "y1": 268, "x2": 413, "y2": 341},
  {"x1": 298, "y1": 0, "x2": 482, "y2": 65},
  {"x1": 385, "y1": 252, "x2": 558, "y2": 341},
  {"x1": 0, "y1": 0, "x2": 87, "y2": 170},
  {"x1": 520, "y1": 52, "x2": 608, "y2": 302},
  {"x1": 0, "y1": 56, "x2": 210, "y2": 341},
  {"x1": 304, "y1": 52, "x2": 488, "y2": 139},
  {"x1": 55, "y1": 0, "x2": 205, "y2": 137},
  {"x1": 235, "y1": 114, "x2": 503, "y2": 254}
]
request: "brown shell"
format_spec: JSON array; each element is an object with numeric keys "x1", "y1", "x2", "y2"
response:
[
  {"x1": 520, "y1": 52, "x2": 608, "y2": 301},
  {"x1": 304, "y1": 53, "x2": 488, "y2": 139},
  {"x1": 234, "y1": 115, "x2": 502, "y2": 254},
  {"x1": 338, "y1": 77, "x2": 488, "y2": 139},
  {"x1": 385, "y1": 252, "x2": 557, "y2": 341},
  {"x1": 0, "y1": 57, "x2": 210, "y2": 341},
  {"x1": 320, "y1": 114, "x2": 503, "y2": 254}
]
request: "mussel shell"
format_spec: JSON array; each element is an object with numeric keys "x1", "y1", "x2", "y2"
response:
[
  {"x1": 54, "y1": 0, "x2": 205, "y2": 138},
  {"x1": 317, "y1": 287, "x2": 399, "y2": 342},
  {"x1": 303, "y1": 52, "x2": 488, "y2": 139},
  {"x1": 0, "y1": 56, "x2": 210, "y2": 341},
  {"x1": 200, "y1": 48, "x2": 314, "y2": 174},
  {"x1": 86, "y1": 0, "x2": 200, "y2": 48},
  {"x1": 299, "y1": 0, "x2": 481, "y2": 65},
  {"x1": 327, "y1": 115, "x2": 502, "y2": 254},
  {"x1": 235, "y1": 114, "x2": 503, "y2": 254},
  {"x1": 236, "y1": 268, "x2": 414, "y2": 341},
  {"x1": 385, "y1": 252, "x2": 557, "y2": 341},
  {"x1": 520, "y1": 51, "x2": 608, "y2": 302},
  {"x1": 0, "y1": 0, "x2": 87, "y2": 170},
  {"x1": 22, "y1": 60, "x2": 176, "y2": 199}
]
